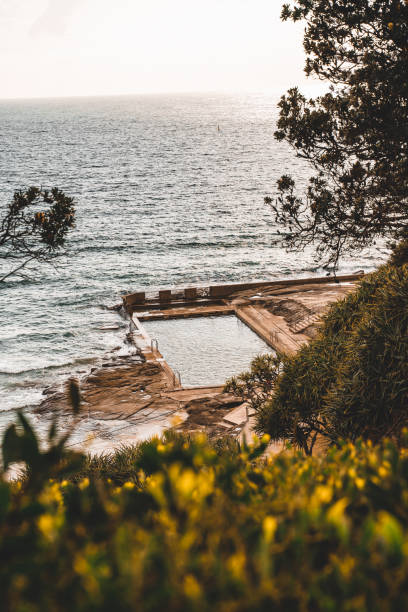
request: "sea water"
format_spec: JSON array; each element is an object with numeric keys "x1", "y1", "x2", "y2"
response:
[
  {"x1": 142, "y1": 315, "x2": 273, "y2": 387},
  {"x1": 0, "y1": 93, "x2": 387, "y2": 421}
]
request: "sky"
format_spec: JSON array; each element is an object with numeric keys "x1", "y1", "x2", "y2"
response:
[{"x1": 0, "y1": 0, "x2": 320, "y2": 100}]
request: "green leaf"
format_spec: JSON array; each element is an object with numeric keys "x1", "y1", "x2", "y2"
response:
[
  {"x1": 17, "y1": 412, "x2": 40, "y2": 466},
  {"x1": 2, "y1": 424, "x2": 22, "y2": 469},
  {"x1": 0, "y1": 482, "x2": 10, "y2": 520}
]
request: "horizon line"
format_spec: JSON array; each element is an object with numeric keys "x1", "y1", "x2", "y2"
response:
[{"x1": 0, "y1": 88, "x2": 287, "y2": 103}]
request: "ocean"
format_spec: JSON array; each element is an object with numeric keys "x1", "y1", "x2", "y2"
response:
[{"x1": 0, "y1": 93, "x2": 387, "y2": 421}]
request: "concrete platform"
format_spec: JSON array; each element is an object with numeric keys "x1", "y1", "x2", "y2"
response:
[
  {"x1": 136, "y1": 304, "x2": 234, "y2": 321},
  {"x1": 234, "y1": 304, "x2": 308, "y2": 355},
  {"x1": 223, "y1": 404, "x2": 248, "y2": 425}
]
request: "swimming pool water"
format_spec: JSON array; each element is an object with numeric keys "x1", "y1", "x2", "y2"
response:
[{"x1": 142, "y1": 315, "x2": 273, "y2": 386}]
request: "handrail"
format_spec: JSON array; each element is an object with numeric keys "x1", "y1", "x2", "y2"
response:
[{"x1": 290, "y1": 308, "x2": 326, "y2": 333}]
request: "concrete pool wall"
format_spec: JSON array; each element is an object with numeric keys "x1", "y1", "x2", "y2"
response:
[{"x1": 123, "y1": 273, "x2": 363, "y2": 310}]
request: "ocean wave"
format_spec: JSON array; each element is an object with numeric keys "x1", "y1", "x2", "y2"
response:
[
  {"x1": 0, "y1": 356, "x2": 98, "y2": 377},
  {"x1": 0, "y1": 331, "x2": 62, "y2": 343}
]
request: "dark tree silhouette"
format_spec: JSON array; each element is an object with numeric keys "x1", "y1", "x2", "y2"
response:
[
  {"x1": 0, "y1": 187, "x2": 75, "y2": 282},
  {"x1": 267, "y1": 0, "x2": 408, "y2": 268}
]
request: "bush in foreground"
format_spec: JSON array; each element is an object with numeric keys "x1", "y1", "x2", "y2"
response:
[{"x1": 3, "y1": 425, "x2": 408, "y2": 610}]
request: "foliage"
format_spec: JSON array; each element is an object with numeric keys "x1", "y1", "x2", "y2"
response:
[
  {"x1": 68, "y1": 431, "x2": 242, "y2": 486},
  {"x1": 389, "y1": 234, "x2": 408, "y2": 267},
  {"x1": 253, "y1": 264, "x2": 408, "y2": 452},
  {"x1": 267, "y1": 0, "x2": 408, "y2": 268},
  {"x1": 2, "y1": 379, "x2": 85, "y2": 489},
  {"x1": 3, "y1": 413, "x2": 408, "y2": 610},
  {"x1": 225, "y1": 353, "x2": 284, "y2": 413},
  {"x1": 0, "y1": 187, "x2": 75, "y2": 282}
]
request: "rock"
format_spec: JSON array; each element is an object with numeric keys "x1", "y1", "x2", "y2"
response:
[
  {"x1": 223, "y1": 404, "x2": 248, "y2": 425},
  {"x1": 231, "y1": 297, "x2": 251, "y2": 306},
  {"x1": 105, "y1": 303, "x2": 123, "y2": 311}
]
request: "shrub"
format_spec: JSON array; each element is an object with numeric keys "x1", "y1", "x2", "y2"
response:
[
  {"x1": 252, "y1": 264, "x2": 408, "y2": 452},
  {"x1": 389, "y1": 235, "x2": 408, "y2": 267},
  {"x1": 69, "y1": 430, "x2": 241, "y2": 485},
  {"x1": 225, "y1": 353, "x2": 284, "y2": 413},
  {"x1": 3, "y1": 425, "x2": 408, "y2": 610}
]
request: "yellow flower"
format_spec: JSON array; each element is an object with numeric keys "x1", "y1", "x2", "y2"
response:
[
  {"x1": 79, "y1": 478, "x2": 90, "y2": 490},
  {"x1": 74, "y1": 554, "x2": 89, "y2": 576},
  {"x1": 147, "y1": 474, "x2": 166, "y2": 505},
  {"x1": 37, "y1": 513, "x2": 62, "y2": 541},
  {"x1": 378, "y1": 466, "x2": 388, "y2": 478},
  {"x1": 175, "y1": 468, "x2": 196, "y2": 498},
  {"x1": 227, "y1": 552, "x2": 246, "y2": 579},
  {"x1": 123, "y1": 481, "x2": 135, "y2": 490},
  {"x1": 39, "y1": 483, "x2": 63, "y2": 506},
  {"x1": 332, "y1": 554, "x2": 356, "y2": 579},
  {"x1": 195, "y1": 433, "x2": 207, "y2": 445},
  {"x1": 313, "y1": 485, "x2": 333, "y2": 505},
  {"x1": 183, "y1": 574, "x2": 202, "y2": 599},
  {"x1": 327, "y1": 498, "x2": 349, "y2": 533},
  {"x1": 263, "y1": 516, "x2": 277, "y2": 542},
  {"x1": 38, "y1": 514, "x2": 54, "y2": 536}
]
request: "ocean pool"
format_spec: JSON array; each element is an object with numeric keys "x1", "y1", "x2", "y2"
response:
[{"x1": 142, "y1": 315, "x2": 273, "y2": 386}]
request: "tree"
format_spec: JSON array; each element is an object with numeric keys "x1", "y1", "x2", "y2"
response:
[
  {"x1": 0, "y1": 187, "x2": 75, "y2": 282},
  {"x1": 225, "y1": 353, "x2": 284, "y2": 413},
  {"x1": 266, "y1": 0, "x2": 408, "y2": 269}
]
